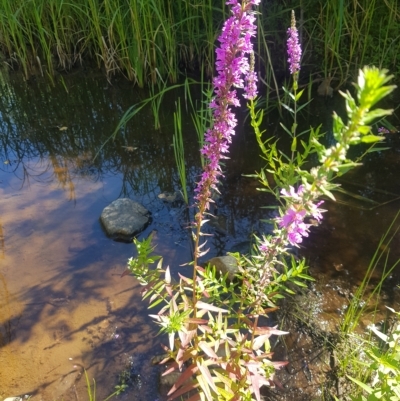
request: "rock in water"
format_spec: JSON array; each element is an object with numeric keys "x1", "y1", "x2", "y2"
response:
[
  {"x1": 100, "y1": 198, "x2": 150, "y2": 241},
  {"x1": 206, "y1": 255, "x2": 239, "y2": 281}
]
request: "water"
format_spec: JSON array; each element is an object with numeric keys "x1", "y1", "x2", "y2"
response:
[{"x1": 0, "y1": 68, "x2": 399, "y2": 400}]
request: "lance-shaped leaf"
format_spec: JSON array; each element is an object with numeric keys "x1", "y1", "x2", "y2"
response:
[
  {"x1": 361, "y1": 134, "x2": 384, "y2": 143},
  {"x1": 168, "y1": 379, "x2": 200, "y2": 401},
  {"x1": 196, "y1": 300, "x2": 228, "y2": 313},
  {"x1": 186, "y1": 318, "x2": 209, "y2": 325},
  {"x1": 213, "y1": 369, "x2": 234, "y2": 388},
  {"x1": 272, "y1": 360, "x2": 289, "y2": 369},
  {"x1": 165, "y1": 265, "x2": 172, "y2": 284},
  {"x1": 196, "y1": 369, "x2": 215, "y2": 401},
  {"x1": 253, "y1": 326, "x2": 289, "y2": 336},
  {"x1": 248, "y1": 369, "x2": 261, "y2": 401},
  {"x1": 252, "y1": 334, "x2": 272, "y2": 351},
  {"x1": 162, "y1": 361, "x2": 179, "y2": 376},
  {"x1": 176, "y1": 346, "x2": 197, "y2": 369},
  {"x1": 198, "y1": 341, "x2": 219, "y2": 359},
  {"x1": 167, "y1": 363, "x2": 198, "y2": 396}
]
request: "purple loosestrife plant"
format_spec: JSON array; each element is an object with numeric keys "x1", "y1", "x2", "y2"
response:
[
  {"x1": 193, "y1": 0, "x2": 259, "y2": 276},
  {"x1": 125, "y1": 5, "x2": 395, "y2": 401},
  {"x1": 128, "y1": 1, "x2": 288, "y2": 400},
  {"x1": 246, "y1": 10, "x2": 395, "y2": 307}
]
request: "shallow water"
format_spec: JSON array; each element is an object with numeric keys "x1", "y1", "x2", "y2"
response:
[{"x1": 0, "y1": 68, "x2": 399, "y2": 400}]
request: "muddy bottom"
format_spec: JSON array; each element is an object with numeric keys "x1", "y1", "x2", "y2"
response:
[{"x1": 0, "y1": 167, "x2": 175, "y2": 400}]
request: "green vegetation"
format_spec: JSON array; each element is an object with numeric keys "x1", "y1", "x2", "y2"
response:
[
  {"x1": 0, "y1": 0, "x2": 222, "y2": 86},
  {"x1": 347, "y1": 307, "x2": 400, "y2": 401},
  {"x1": 0, "y1": 1, "x2": 398, "y2": 87},
  {"x1": 331, "y1": 214, "x2": 400, "y2": 400}
]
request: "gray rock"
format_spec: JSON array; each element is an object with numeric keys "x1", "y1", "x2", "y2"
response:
[
  {"x1": 206, "y1": 255, "x2": 239, "y2": 280},
  {"x1": 100, "y1": 198, "x2": 150, "y2": 241}
]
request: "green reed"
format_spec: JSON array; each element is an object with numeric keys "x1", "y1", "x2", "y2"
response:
[
  {"x1": 308, "y1": 0, "x2": 400, "y2": 84},
  {"x1": 0, "y1": 0, "x2": 218, "y2": 84},
  {"x1": 172, "y1": 98, "x2": 188, "y2": 204},
  {"x1": 0, "y1": 0, "x2": 398, "y2": 87}
]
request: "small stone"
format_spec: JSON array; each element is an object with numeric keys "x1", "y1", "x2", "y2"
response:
[
  {"x1": 158, "y1": 191, "x2": 180, "y2": 203},
  {"x1": 317, "y1": 77, "x2": 333, "y2": 97},
  {"x1": 206, "y1": 255, "x2": 239, "y2": 281},
  {"x1": 100, "y1": 198, "x2": 150, "y2": 241}
]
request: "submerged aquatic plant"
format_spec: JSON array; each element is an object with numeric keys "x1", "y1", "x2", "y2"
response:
[{"x1": 125, "y1": 3, "x2": 396, "y2": 401}]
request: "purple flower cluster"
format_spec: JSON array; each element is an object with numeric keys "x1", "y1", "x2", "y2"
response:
[
  {"x1": 287, "y1": 10, "x2": 302, "y2": 76},
  {"x1": 194, "y1": 0, "x2": 259, "y2": 216},
  {"x1": 277, "y1": 185, "x2": 324, "y2": 246}
]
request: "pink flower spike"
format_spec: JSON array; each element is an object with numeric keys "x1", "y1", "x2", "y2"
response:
[
  {"x1": 287, "y1": 10, "x2": 302, "y2": 76},
  {"x1": 194, "y1": 0, "x2": 260, "y2": 219}
]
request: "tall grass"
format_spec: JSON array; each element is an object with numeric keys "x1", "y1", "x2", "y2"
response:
[
  {"x1": 307, "y1": 0, "x2": 400, "y2": 85},
  {"x1": 0, "y1": 0, "x2": 398, "y2": 87},
  {"x1": 0, "y1": 0, "x2": 220, "y2": 85}
]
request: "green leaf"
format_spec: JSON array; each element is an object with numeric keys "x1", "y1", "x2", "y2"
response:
[
  {"x1": 281, "y1": 103, "x2": 294, "y2": 114},
  {"x1": 291, "y1": 280, "x2": 308, "y2": 287},
  {"x1": 366, "y1": 147, "x2": 390, "y2": 153},
  {"x1": 294, "y1": 89, "x2": 305, "y2": 102},
  {"x1": 319, "y1": 185, "x2": 336, "y2": 201},
  {"x1": 363, "y1": 108, "x2": 393, "y2": 123},
  {"x1": 296, "y1": 99, "x2": 313, "y2": 112},
  {"x1": 149, "y1": 297, "x2": 164, "y2": 309},
  {"x1": 291, "y1": 137, "x2": 297, "y2": 152},
  {"x1": 346, "y1": 375, "x2": 373, "y2": 394},
  {"x1": 361, "y1": 134, "x2": 384, "y2": 143},
  {"x1": 280, "y1": 123, "x2": 293, "y2": 137}
]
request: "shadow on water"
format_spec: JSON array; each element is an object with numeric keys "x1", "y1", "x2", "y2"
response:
[{"x1": 0, "y1": 67, "x2": 399, "y2": 400}]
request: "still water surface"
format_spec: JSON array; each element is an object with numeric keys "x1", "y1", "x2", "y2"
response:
[{"x1": 0, "y1": 69, "x2": 399, "y2": 400}]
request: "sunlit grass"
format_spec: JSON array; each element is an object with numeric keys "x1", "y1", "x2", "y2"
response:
[
  {"x1": 0, "y1": 0, "x2": 397, "y2": 86},
  {"x1": 0, "y1": 0, "x2": 218, "y2": 84}
]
